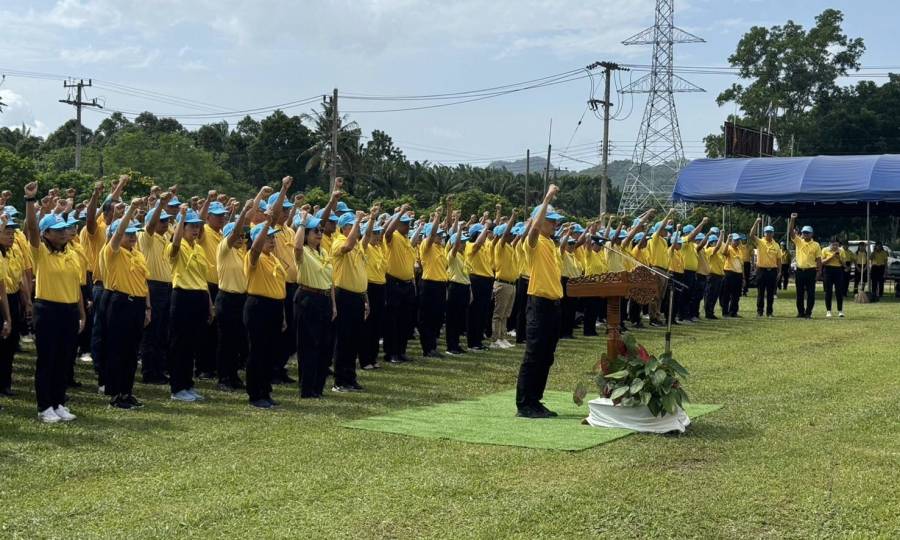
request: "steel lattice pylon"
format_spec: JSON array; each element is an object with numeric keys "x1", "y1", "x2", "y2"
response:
[{"x1": 617, "y1": 0, "x2": 704, "y2": 215}]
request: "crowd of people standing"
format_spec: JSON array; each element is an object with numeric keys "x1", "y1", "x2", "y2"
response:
[{"x1": 0, "y1": 176, "x2": 888, "y2": 422}]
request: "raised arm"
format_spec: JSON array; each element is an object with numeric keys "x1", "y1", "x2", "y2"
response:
[
  {"x1": 23, "y1": 181, "x2": 39, "y2": 248},
  {"x1": 685, "y1": 217, "x2": 708, "y2": 242},
  {"x1": 228, "y1": 199, "x2": 254, "y2": 248},
  {"x1": 169, "y1": 204, "x2": 188, "y2": 259},
  {"x1": 338, "y1": 211, "x2": 365, "y2": 254},
  {"x1": 470, "y1": 218, "x2": 491, "y2": 254},
  {"x1": 653, "y1": 208, "x2": 676, "y2": 239},
  {"x1": 527, "y1": 184, "x2": 559, "y2": 248},
  {"x1": 249, "y1": 214, "x2": 273, "y2": 266},
  {"x1": 199, "y1": 190, "x2": 217, "y2": 221},
  {"x1": 292, "y1": 210, "x2": 309, "y2": 265},
  {"x1": 500, "y1": 209, "x2": 518, "y2": 245},
  {"x1": 85, "y1": 181, "x2": 104, "y2": 235},
  {"x1": 749, "y1": 217, "x2": 761, "y2": 242},
  {"x1": 787, "y1": 213, "x2": 797, "y2": 243},
  {"x1": 422, "y1": 207, "x2": 442, "y2": 252},
  {"x1": 320, "y1": 177, "x2": 342, "y2": 225},
  {"x1": 110, "y1": 199, "x2": 140, "y2": 252},
  {"x1": 384, "y1": 203, "x2": 410, "y2": 245}
]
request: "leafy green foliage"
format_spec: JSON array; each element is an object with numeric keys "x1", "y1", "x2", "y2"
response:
[{"x1": 576, "y1": 334, "x2": 689, "y2": 417}]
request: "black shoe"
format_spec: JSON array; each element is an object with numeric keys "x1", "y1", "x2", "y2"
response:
[
  {"x1": 516, "y1": 407, "x2": 550, "y2": 419},
  {"x1": 631, "y1": 321, "x2": 645, "y2": 329},
  {"x1": 559, "y1": 334, "x2": 575, "y2": 340},
  {"x1": 399, "y1": 354, "x2": 413, "y2": 363},
  {"x1": 142, "y1": 375, "x2": 169, "y2": 385},
  {"x1": 796, "y1": 313, "x2": 805, "y2": 318},
  {"x1": 649, "y1": 321, "x2": 665, "y2": 327},
  {"x1": 535, "y1": 403, "x2": 559, "y2": 417},
  {"x1": 731, "y1": 314, "x2": 742, "y2": 318},
  {"x1": 300, "y1": 392, "x2": 321, "y2": 399},
  {"x1": 198, "y1": 371, "x2": 216, "y2": 381},
  {"x1": 424, "y1": 350, "x2": 445, "y2": 359},
  {"x1": 124, "y1": 395, "x2": 144, "y2": 408},
  {"x1": 0, "y1": 386, "x2": 14, "y2": 396},
  {"x1": 706, "y1": 314, "x2": 718, "y2": 320},
  {"x1": 331, "y1": 385, "x2": 354, "y2": 393},
  {"x1": 348, "y1": 383, "x2": 364, "y2": 392},
  {"x1": 445, "y1": 349, "x2": 465, "y2": 356},
  {"x1": 766, "y1": 313, "x2": 774, "y2": 318},
  {"x1": 583, "y1": 331, "x2": 599, "y2": 337},
  {"x1": 250, "y1": 399, "x2": 272, "y2": 409},
  {"x1": 110, "y1": 397, "x2": 133, "y2": 410},
  {"x1": 267, "y1": 398, "x2": 280, "y2": 407},
  {"x1": 67, "y1": 380, "x2": 83, "y2": 389}
]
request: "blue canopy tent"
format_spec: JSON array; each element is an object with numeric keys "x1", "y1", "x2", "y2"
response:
[{"x1": 672, "y1": 154, "x2": 900, "y2": 216}]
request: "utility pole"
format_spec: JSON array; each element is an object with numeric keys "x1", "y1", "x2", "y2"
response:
[
  {"x1": 525, "y1": 149, "x2": 530, "y2": 208},
  {"x1": 59, "y1": 79, "x2": 101, "y2": 170},
  {"x1": 543, "y1": 119, "x2": 552, "y2": 193},
  {"x1": 587, "y1": 61, "x2": 629, "y2": 213},
  {"x1": 329, "y1": 88, "x2": 339, "y2": 192}
]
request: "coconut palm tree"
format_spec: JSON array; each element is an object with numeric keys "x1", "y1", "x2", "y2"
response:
[{"x1": 299, "y1": 100, "x2": 362, "y2": 186}]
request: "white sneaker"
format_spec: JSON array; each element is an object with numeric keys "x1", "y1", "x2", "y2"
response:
[
  {"x1": 171, "y1": 390, "x2": 197, "y2": 402},
  {"x1": 79, "y1": 353, "x2": 92, "y2": 363},
  {"x1": 489, "y1": 341, "x2": 504, "y2": 349},
  {"x1": 97, "y1": 385, "x2": 105, "y2": 395},
  {"x1": 838, "y1": 311, "x2": 845, "y2": 318},
  {"x1": 501, "y1": 339, "x2": 515, "y2": 349},
  {"x1": 187, "y1": 388, "x2": 204, "y2": 401},
  {"x1": 38, "y1": 407, "x2": 61, "y2": 423},
  {"x1": 506, "y1": 330, "x2": 517, "y2": 338},
  {"x1": 826, "y1": 311, "x2": 833, "y2": 318},
  {"x1": 54, "y1": 405, "x2": 76, "y2": 421}
]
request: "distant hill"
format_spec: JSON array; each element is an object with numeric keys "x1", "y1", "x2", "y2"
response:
[{"x1": 488, "y1": 157, "x2": 634, "y2": 189}]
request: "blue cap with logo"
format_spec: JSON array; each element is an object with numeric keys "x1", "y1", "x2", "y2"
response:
[
  {"x1": 38, "y1": 214, "x2": 69, "y2": 233},
  {"x1": 731, "y1": 233, "x2": 741, "y2": 241},
  {"x1": 707, "y1": 234, "x2": 718, "y2": 243},
  {"x1": 632, "y1": 232, "x2": 645, "y2": 244},
  {"x1": 337, "y1": 213, "x2": 357, "y2": 229},
  {"x1": 208, "y1": 201, "x2": 228, "y2": 215},
  {"x1": 294, "y1": 213, "x2": 322, "y2": 230},
  {"x1": 801, "y1": 225, "x2": 813, "y2": 234},
  {"x1": 763, "y1": 225, "x2": 775, "y2": 234},
  {"x1": 107, "y1": 218, "x2": 142, "y2": 237},
  {"x1": 695, "y1": 232, "x2": 706, "y2": 242},
  {"x1": 167, "y1": 197, "x2": 181, "y2": 207},
  {"x1": 682, "y1": 224, "x2": 695, "y2": 235},
  {"x1": 3, "y1": 205, "x2": 18, "y2": 217},
  {"x1": 493, "y1": 223, "x2": 508, "y2": 236},
  {"x1": 250, "y1": 222, "x2": 277, "y2": 242},
  {"x1": 314, "y1": 208, "x2": 340, "y2": 222},
  {"x1": 335, "y1": 201, "x2": 352, "y2": 214},
  {"x1": 530, "y1": 204, "x2": 564, "y2": 222},
  {"x1": 145, "y1": 207, "x2": 171, "y2": 228},
  {"x1": 177, "y1": 209, "x2": 204, "y2": 225},
  {"x1": 449, "y1": 232, "x2": 468, "y2": 245},
  {"x1": 469, "y1": 223, "x2": 485, "y2": 236},
  {"x1": 267, "y1": 193, "x2": 293, "y2": 210},
  {"x1": 709, "y1": 226, "x2": 720, "y2": 235}
]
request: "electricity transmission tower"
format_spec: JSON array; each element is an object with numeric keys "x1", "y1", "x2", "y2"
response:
[{"x1": 617, "y1": 0, "x2": 704, "y2": 215}]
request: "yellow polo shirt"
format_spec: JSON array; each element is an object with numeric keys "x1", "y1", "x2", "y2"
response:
[
  {"x1": 740, "y1": 244, "x2": 751, "y2": 263},
  {"x1": 199, "y1": 224, "x2": 223, "y2": 284},
  {"x1": 4, "y1": 242, "x2": 25, "y2": 293},
  {"x1": 420, "y1": 238, "x2": 449, "y2": 282},
  {"x1": 493, "y1": 241, "x2": 518, "y2": 283},
  {"x1": 584, "y1": 249, "x2": 607, "y2": 275},
  {"x1": 32, "y1": 243, "x2": 82, "y2": 304},
  {"x1": 245, "y1": 251, "x2": 286, "y2": 300},
  {"x1": 138, "y1": 231, "x2": 172, "y2": 283},
  {"x1": 79, "y1": 222, "x2": 107, "y2": 280},
  {"x1": 696, "y1": 246, "x2": 710, "y2": 276},
  {"x1": 273, "y1": 224, "x2": 298, "y2": 284},
  {"x1": 448, "y1": 249, "x2": 469, "y2": 285},
  {"x1": 385, "y1": 231, "x2": 416, "y2": 281},
  {"x1": 793, "y1": 238, "x2": 822, "y2": 269},
  {"x1": 723, "y1": 245, "x2": 743, "y2": 273},
  {"x1": 516, "y1": 241, "x2": 530, "y2": 278},
  {"x1": 217, "y1": 239, "x2": 248, "y2": 294},
  {"x1": 561, "y1": 250, "x2": 580, "y2": 278},
  {"x1": 69, "y1": 237, "x2": 89, "y2": 286},
  {"x1": 364, "y1": 243, "x2": 386, "y2": 285},
  {"x1": 100, "y1": 244, "x2": 149, "y2": 297},
  {"x1": 647, "y1": 233, "x2": 669, "y2": 268},
  {"x1": 607, "y1": 246, "x2": 627, "y2": 273},
  {"x1": 667, "y1": 248, "x2": 685, "y2": 273},
  {"x1": 872, "y1": 250, "x2": 888, "y2": 266},
  {"x1": 706, "y1": 247, "x2": 725, "y2": 276},
  {"x1": 526, "y1": 235, "x2": 562, "y2": 300},
  {"x1": 681, "y1": 241, "x2": 699, "y2": 272},
  {"x1": 14, "y1": 230, "x2": 33, "y2": 271},
  {"x1": 822, "y1": 247, "x2": 843, "y2": 268},
  {"x1": 298, "y1": 245, "x2": 332, "y2": 290},
  {"x1": 465, "y1": 242, "x2": 493, "y2": 278},
  {"x1": 331, "y1": 232, "x2": 368, "y2": 293},
  {"x1": 166, "y1": 240, "x2": 209, "y2": 291},
  {"x1": 755, "y1": 237, "x2": 781, "y2": 269},
  {"x1": 321, "y1": 232, "x2": 335, "y2": 260}
]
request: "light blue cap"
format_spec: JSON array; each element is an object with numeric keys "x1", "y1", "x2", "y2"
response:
[
  {"x1": 493, "y1": 223, "x2": 508, "y2": 236},
  {"x1": 257, "y1": 200, "x2": 268, "y2": 211},
  {"x1": 632, "y1": 232, "x2": 645, "y2": 244},
  {"x1": 78, "y1": 209, "x2": 88, "y2": 220},
  {"x1": 469, "y1": 223, "x2": 485, "y2": 236},
  {"x1": 422, "y1": 223, "x2": 446, "y2": 237},
  {"x1": 314, "y1": 209, "x2": 340, "y2": 222},
  {"x1": 3, "y1": 205, "x2": 18, "y2": 217},
  {"x1": 571, "y1": 223, "x2": 586, "y2": 235},
  {"x1": 250, "y1": 222, "x2": 277, "y2": 242},
  {"x1": 649, "y1": 223, "x2": 661, "y2": 234},
  {"x1": 4, "y1": 217, "x2": 19, "y2": 229},
  {"x1": 337, "y1": 213, "x2": 356, "y2": 229},
  {"x1": 144, "y1": 207, "x2": 171, "y2": 228},
  {"x1": 618, "y1": 229, "x2": 629, "y2": 239},
  {"x1": 682, "y1": 224, "x2": 695, "y2": 234},
  {"x1": 530, "y1": 205, "x2": 564, "y2": 222},
  {"x1": 167, "y1": 197, "x2": 181, "y2": 207},
  {"x1": 731, "y1": 233, "x2": 741, "y2": 241},
  {"x1": 449, "y1": 232, "x2": 468, "y2": 244},
  {"x1": 801, "y1": 225, "x2": 813, "y2": 234},
  {"x1": 66, "y1": 214, "x2": 81, "y2": 227},
  {"x1": 208, "y1": 201, "x2": 228, "y2": 215},
  {"x1": 293, "y1": 213, "x2": 322, "y2": 230},
  {"x1": 108, "y1": 218, "x2": 142, "y2": 237},
  {"x1": 763, "y1": 225, "x2": 775, "y2": 233},
  {"x1": 707, "y1": 234, "x2": 718, "y2": 243},
  {"x1": 398, "y1": 213, "x2": 414, "y2": 223},
  {"x1": 739, "y1": 234, "x2": 747, "y2": 241},
  {"x1": 335, "y1": 201, "x2": 352, "y2": 213},
  {"x1": 670, "y1": 233, "x2": 683, "y2": 245},
  {"x1": 177, "y1": 209, "x2": 204, "y2": 225},
  {"x1": 695, "y1": 232, "x2": 706, "y2": 242},
  {"x1": 222, "y1": 222, "x2": 238, "y2": 237},
  {"x1": 267, "y1": 193, "x2": 293, "y2": 210},
  {"x1": 39, "y1": 214, "x2": 69, "y2": 233},
  {"x1": 709, "y1": 226, "x2": 720, "y2": 235}
]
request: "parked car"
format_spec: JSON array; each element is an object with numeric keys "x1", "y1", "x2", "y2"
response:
[{"x1": 887, "y1": 251, "x2": 900, "y2": 281}]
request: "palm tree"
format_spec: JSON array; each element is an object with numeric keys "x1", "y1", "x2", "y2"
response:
[{"x1": 299, "y1": 101, "x2": 362, "y2": 185}]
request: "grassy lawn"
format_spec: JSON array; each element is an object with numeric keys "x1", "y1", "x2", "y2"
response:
[{"x1": 2, "y1": 289, "x2": 899, "y2": 538}]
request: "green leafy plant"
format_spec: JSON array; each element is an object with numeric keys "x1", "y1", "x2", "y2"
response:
[{"x1": 574, "y1": 334, "x2": 689, "y2": 417}]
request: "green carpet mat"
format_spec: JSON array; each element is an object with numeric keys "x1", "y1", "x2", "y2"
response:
[{"x1": 343, "y1": 390, "x2": 722, "y2": 451}]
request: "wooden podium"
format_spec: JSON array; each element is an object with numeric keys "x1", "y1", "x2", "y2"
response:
[{"x1": 566, "y1": 266, "x2": 660, "y2": 373}]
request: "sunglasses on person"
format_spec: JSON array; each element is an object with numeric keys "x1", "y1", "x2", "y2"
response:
[{"x1": 312, "y1": 227, "x2": 324, "y2": 234}]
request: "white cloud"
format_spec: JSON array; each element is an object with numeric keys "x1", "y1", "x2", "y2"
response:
[
  {"x1": 0, "y1": 89, "x2": 51, "y2": 137},
  {"x1": 179, "y1": 60, "x2": 209, "y2": 72},
  {"x1": 59, "y1": 45, "x2": 158, "y2": 68}
]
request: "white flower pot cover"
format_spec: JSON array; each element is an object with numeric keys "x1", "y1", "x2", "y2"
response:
[{"x1": 586, "y1": 397, "x2": 691, "y2": 433}]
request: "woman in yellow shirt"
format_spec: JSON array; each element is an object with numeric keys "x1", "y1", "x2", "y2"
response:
[
  {"x1": 166, "y1": 204, "x2": 211, "y2": 403},
  {"x1": 215, "y1": 199, "x2": 255, "y2": 391},
  {"x1": 464, "y1": 221, "x2": 493, "y2": 351},
  {"x1": 418, "y1": 209, "x2": 449, "y2": 358},
  {"x1": 360, "y1": 217, "x2": 386, "y2": 370},
  {"x1": 821, "y1": 239, "x2": 846, "y2": 318},
  {"x1": 0, "y1": 214, "x2": 24, "y2": 398},
  {"x1": 721, "y1": 233, "x2": 745, "y2": 318},
  {"x1": 293, "y1": 210, "x2": 335, "y2": 399},
  {"x1": 704, "y1": 232, "x2": 727, "y2": 319},
  {"x1": 138, "y1": 194, "x2": 174, "y2": 385},
  {"x1": 244, "y1": 216, "x2": 286, "y2": 409},
  {"x1": 100, "y1": 202, "x2": 150, "y2": 410},
  {"x1": 24, "y1": 181, "x2": 85, "y2": 423},
  {"x1": 445, "y1": 226, "x2": 470, "y2": 355}
]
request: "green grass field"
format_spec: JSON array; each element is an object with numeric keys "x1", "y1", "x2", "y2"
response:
[{"x1": 2, "y1": 289, "x2": 899, "y2": 538}]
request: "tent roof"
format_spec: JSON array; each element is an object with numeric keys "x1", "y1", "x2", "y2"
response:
[{"x1": 673, "y1": 155, "x2": 900, "y2": 215}]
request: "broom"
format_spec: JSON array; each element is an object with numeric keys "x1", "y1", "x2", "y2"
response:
[{"x1": 856, "y1": 203, "x2": 872, "y2": 304}]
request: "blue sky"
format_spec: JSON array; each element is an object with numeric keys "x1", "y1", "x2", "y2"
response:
[{"x1": 0, "y1": 0, "x2": 896, "y2": 170}]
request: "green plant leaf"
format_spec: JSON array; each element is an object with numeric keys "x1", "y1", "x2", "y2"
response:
[
  {"x1": 640, "y1": 390, "x2": 651, "y2": 405},
  {"x1": 647, "y1": 398, "x2": 661, "y2": 416},
  {"x1": 606, "y1": 370, "x2": 630, "y2": 380},
  {"x1": 668, "y1": 357, "x2": 690, "y2": 378},
  {"x1": 610, "y1": 386, "x2": 630, "y2": 401},
  {"x1": 661, "y1": 393, "x2": 677, "y2": 415},
  {"x1": 651, "y1": 369, "x2": 667, "y2": 386},
  {"x1": 629, "y1": 378, "x2": 645, "y2": 395},
  {"x1": 645, "y1": 358, "x2": 659, "y2": 372}
]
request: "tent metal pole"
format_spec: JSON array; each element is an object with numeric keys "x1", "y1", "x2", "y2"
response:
[{"x1": 866, "y1": 202, "x2": 872, "y2": 294}]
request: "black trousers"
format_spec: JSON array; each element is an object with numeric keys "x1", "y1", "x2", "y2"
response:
[
  {"x1": 360, "y1": 283, "x2": 384, "y2": 367},
  {"x1": 33, "y1": 300, "x2": 79, "y2": 411},
  {"x1": 215, "y1": 291, "x2": 247, "y2": 384},
  {"x1": 103, "y1": 291, "x2": 145, "y2": 398},
  {"x1": 418, "y1": 280, "x2": 447, "y2": 354},
  {"x1": 559, "y1": 277, "x2": 577, "y2": 338},
  {"x1": 274, "y1": 282, "x2": 299, "y2": 378},
  {"x1": 756, "y1": 268, "x2": 777, "y2": 316},
  {"x1": 90, "y1": 282, "x2": 106, "y2": 387},
  {"x1": 168, "y1": 288, "x2": 207, "y2": 394},
  {"x1": 467, "y1": 275, "x2": 493, "y2": 348},
  {"x1": 384, "y1": 276, "x2": 416, "y2": 358},
  {"x1": 692, "y1": 274, "x2": 707, "y2": 319},
  {"x1": 742, "y1": 261, "x2": 751, "y2": 294},
  {"x1": 871, "y1": 266, "x2": 885, "y2": 298},
  {"x1": 628, "y1": 298, "x2": 642, "y2": 325},
  {"x1": 77, "y1": 283, "x2": 92, "y2": 355},
  {"x1": 0, "y1": 293, "x2": 21, "y2": 391},
  {"x1": 677, "y1": 271, "x2": 695, "y2": 321},
  {"x1": 515, "y1": 296, "x2": 561, "y2": 411},
  {"x1": 842, "y1": 268, "x2": 851, "y2": 298},
  {"x1": 514, "y1": 277, "x2": 529, "y2": 343},
  {"x1": 795, "y1": 268, "x2": 817, "y2": 316},
  {"x1": 582, "y1": 297, "x2": 603, "y2": 336},
  {"x1": 244, "y1": 294, "x2": 281, "y2": 401},
  {"x1": 196, "y1": 283, "x2": 218, "y2": 376},
  {"x1": 446, "y1": 282, "x2": 469, "y2": 352},
  {"x1": 334, "y1": 288, "x2": 364, "y2": 387},
  {"x1": 824, "y1": 266, "x2": 845, "y2": 312},
  {"x1": 296, "y1": 289, "x2": 334, "y2": 396},
  {"x1": 780, "y1": 264, "x2": 790, "y2": 290},
  {"x1": 705, "y1": 275, "x2": 723, "y2": 317},
  {"x1": 721, "y1": 271, "x2": 742, "y2": 316},
  {"x1": 140, "y1": 280, "x2": 171, "y2": 380}
]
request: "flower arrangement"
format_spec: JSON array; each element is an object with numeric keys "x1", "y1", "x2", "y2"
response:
[{"x1": 574, "y1": 334, "x2": 689, "y2": 417}]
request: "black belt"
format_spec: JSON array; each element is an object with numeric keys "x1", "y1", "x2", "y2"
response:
[
  {"x1": 299, "y1": 285, "x2": 330, "y2": 296},
  {"x1": 108, "y1": 290, "x2": 146, "y2": 302},
  {"x1": 336, "y1": 287, "x2": 366, "y2": 297},
  {"x1": 386, "y1": 274, "x2": 414, "y2": 284},
  {"x1": 496, "y1": 279, "x2": 516, "y2": 286}
]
